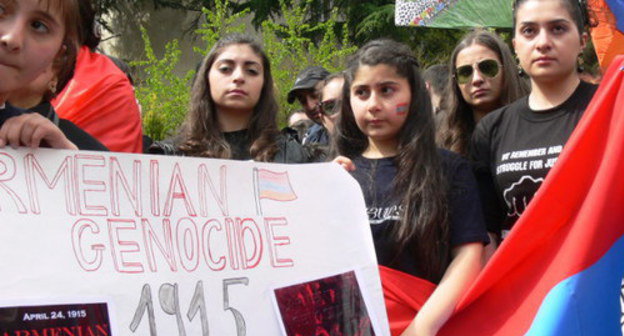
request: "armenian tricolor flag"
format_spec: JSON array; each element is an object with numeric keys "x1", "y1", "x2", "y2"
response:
[
  {"x1": 254, "y1": 168, "x2": 297, "y2": 202},
  {"x1": 253, "y1": 168, "x2": 297, "y2": 215},
  {"x1": 437, "y1": 56, "x2": 624, "y2": 335}
]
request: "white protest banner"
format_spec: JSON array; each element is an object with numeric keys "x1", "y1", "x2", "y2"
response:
[{"x1": 0, "y1": 148, "x2": 389, "y2": 335}]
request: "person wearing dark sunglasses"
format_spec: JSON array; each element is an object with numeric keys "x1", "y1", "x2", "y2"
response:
[
  {"x1": 302, "y1": 73, "x2": 344, "y2": 144},
  {"x1": 438, "y1": 29, "x2": 529, "y2": 157},
  {"x1": 301, "y1": 73, "x2": 345, "y2": 162},
  {"x1": 437, "y1": 29, "x2": 529, "y2": 261},
  {"x1": 317, "y1": 73, "x2": 345, "y2": 136},
  {"x1": 455, "y1": 58, "x2": 504, "y2": 114}
]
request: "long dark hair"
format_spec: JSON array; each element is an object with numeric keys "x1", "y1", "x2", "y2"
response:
[
  {"x1": 438, "y1": 30, "x2": 529, "y2": 156},
  {"x1": 42, "y1": 0, "x2": 81, "y2": 100},
  {"x1": 178, "y1": 34, "x2": 280, "y2": 161},
  {"x1": 77, "y1": 0, "x2": 101, "y2": 50},
  {"x1": 335, "y1": 39, "x2": 450, "y2": 282}
]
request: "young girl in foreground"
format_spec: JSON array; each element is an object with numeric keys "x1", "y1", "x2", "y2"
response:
[
  {"x1": 335, "y1": 39, "x2": 488, "y2": 336},
  {"x1": 0, "y1": 0, "x2": 81, "y2": 149},
  {"x1": 471, "y1": 0, "x2": 597, "y2": 241}
]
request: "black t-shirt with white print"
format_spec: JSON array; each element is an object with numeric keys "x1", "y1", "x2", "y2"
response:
[
  {"x1": 470, "y1": 81, "x2": 597, "y2": 238},
  {"x1": 350, "y1": 149, "x2": 489, "y2": 282}
]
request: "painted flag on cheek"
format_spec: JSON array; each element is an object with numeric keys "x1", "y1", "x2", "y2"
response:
[
  {"x1": 438, "y1": 56, "x2": 624, "y2": 335},
  {"x1": 396, "y1": 103, "x2": 409, "y2": 116}
]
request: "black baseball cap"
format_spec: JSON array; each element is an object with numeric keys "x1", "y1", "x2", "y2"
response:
[{"x1": 287, "y1": 66, "x2": 330, "y2": 104}]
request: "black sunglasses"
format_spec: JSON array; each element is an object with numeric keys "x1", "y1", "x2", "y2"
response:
[
  {"x1": 454, "y1": 59, "x2": 501, "y2": 85},
  {"x1": 319, "y1": 99, "x2": 341, "y2": 116}
]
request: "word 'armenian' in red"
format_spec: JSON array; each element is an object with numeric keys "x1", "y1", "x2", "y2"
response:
[{"x1": 0, "y1": 153, "x2": 231, "y2": 217}]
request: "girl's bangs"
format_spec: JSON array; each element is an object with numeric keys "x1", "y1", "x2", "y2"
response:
[{"x1": 38, "y1": 0, "x2": 80, "y2": 41}]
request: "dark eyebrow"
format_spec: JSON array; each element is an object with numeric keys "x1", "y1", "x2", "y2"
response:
[
  {"x1": 214, "y1": 59, "x2": 234, "y2": 64},
  {"x1": 519, "y1": 18, "x2": 570, "y2": 26},
  {"x1": 547, "y1": 19, "x2": 571, "y2": 25},
  {"x1": 214, "y1": 59, "x2": 261, "y2": 67},
  {"x1": 351, "y1": 80, "x2": 400, "y2": 89},
  {"x1": 34, "y1": 10, "x2": 61, "y2": 26},
  {"x1": 377, "y1": 80, "x2": 400, "y2": 87}
]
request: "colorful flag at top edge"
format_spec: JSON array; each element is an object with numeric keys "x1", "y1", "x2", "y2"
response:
[
  {"x1": 438, "y1": 56, "x2": 624, "y2": 335},
  {"x1": 256, "y1": 169, "x2": 298, "y2": 202},
  {"x1": 394, "y1": 0, "x2": 512, "y2": 28}
]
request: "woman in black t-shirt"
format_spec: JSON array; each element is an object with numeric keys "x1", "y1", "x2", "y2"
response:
[
  {"x1": 471, "y1": 0, "x2": 598, "y2": 244},
  {"x1": 149, "y1": 34, "x2": 306, "y2": 163}
]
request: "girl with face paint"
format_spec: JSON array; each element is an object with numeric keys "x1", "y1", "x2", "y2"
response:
[
  {"x1": 334, "y1": 39, "x2": 488, "y2": 336},
  {"x1": 471, "y1": 0, "x2": 597, "y2": 246}
]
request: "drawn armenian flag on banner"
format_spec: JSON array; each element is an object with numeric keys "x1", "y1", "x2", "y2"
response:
[
  {"x1": 588, "y1": 0, "x2": 624, "y2": 70},
  {"x1": 395, "y1": 0, "x2": 512, "y2": 28},
  {"x1": 254, "y1": 168, "x2": 298, "y2": 214},
  {"x1": 438, "y1": 56, "x2": 624, "y2": 335}
]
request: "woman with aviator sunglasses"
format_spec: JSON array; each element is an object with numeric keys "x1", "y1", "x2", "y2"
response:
[
  {"x1": 438, "y1": 29, "x2": 528, "y2": 260},
  {"x1": 438, "y1": 29, "x2": 529, "y2": 157}
]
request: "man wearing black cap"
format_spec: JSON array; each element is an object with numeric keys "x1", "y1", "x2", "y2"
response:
[{"x1": 287, "y1": 66, "x2": 330, "y2": 145}]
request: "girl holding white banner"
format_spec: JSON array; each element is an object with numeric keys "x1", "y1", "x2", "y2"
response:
[
  {"x1": 334, "y1": 39, "x2": 489, "y2": 336},
  {"x1": 149, "y1": 34, "x2": 307, "y2": 163},
  {"x1": 0, "y1": 0, "x2": 81, "y2": 150}
]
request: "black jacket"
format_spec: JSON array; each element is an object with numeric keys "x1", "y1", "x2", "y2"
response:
[
  {"x1": 148, "y1": 129, "x2": 308, "y2": 163},
  {"x1": 0, "y1": 102, "x2": 108, "y2": 151}
]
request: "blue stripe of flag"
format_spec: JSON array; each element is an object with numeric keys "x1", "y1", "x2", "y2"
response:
[
  {"x1": 259, "y1": 180, "x2": 292, "y2": 194},
  {"x1": 526, "y1": 235, "x2": 624, "y2": 335}
]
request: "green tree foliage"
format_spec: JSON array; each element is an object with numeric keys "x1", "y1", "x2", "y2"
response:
[
  {"x1": 132, "y1": 27, "x2": 195, "y2": 141},
  {"x1": 132, "y1": 0, "x2": 356, "y2": 140},
  {"x1": 193, "y1": 1, "x2": 250, "y2": 55},
  {"x1": 232, "y1": 0, "x2": 400, "y2": 45},
  {"x1": 261, "y1": 0, "x2": 356, "y2": 121}
]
